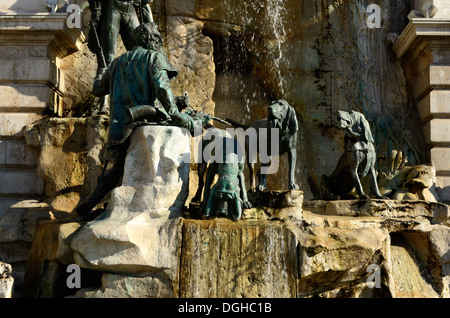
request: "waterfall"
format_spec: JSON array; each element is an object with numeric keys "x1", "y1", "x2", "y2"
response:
[
  {"x1": 241, "y1": 0, "x2": 290, "y2": 97},
  {"x1": 263, "y1": 0, "x2": 289, "y2": 96},
  {"x1": 215, "y1": 0, "x2": 291, "y2": 103}
]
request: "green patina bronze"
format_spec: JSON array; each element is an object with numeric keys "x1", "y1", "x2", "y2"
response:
[
  {"x1": 203, "y1": 137, "x2": 253, "y2": 221},
  {"x1": 93, "y1": 23, "x2": 197, "y2": 158},
  {"x1": 88, "y1": 0, "x2": 153, "y2": 68},
  {"x1": 76, "y1": 22, "x2": 197, "y2": 217}
]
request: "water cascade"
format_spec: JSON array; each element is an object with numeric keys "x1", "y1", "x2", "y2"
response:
[{"x1": 210, "y1": 0, "x2": 292, "y2": 124}]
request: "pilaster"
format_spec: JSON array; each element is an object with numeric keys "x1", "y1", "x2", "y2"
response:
[
  {"x1": 0, "y1": 12, "x2": 84, "y2": 215},
  {"x1": 394, "y1": 18, "x2": 450, "y2": 202}
]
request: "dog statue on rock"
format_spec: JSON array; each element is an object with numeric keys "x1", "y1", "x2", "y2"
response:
[
  {"x1": 227, "y1": 99, "x2": 299, "y2": 192},
  {"x1": 321, "y1": 110, "x2": 387, "y2": 200}
]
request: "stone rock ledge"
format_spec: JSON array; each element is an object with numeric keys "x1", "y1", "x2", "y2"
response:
[
  {"x1": 21, "y1": 198, "x2": 450, "y2": 298},
  {"x1": 305, "y1": 199, "x2": 449, "y2": 225}
]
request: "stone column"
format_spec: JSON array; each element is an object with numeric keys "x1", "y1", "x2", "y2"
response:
[
  {"x1": 0, "y1": 3, "x2": 84, "y2": 215},
  {"x1": 394, "y1": 14, "x2": 450, "y2": 203}
]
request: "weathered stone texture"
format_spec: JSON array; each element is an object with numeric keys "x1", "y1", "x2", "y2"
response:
[
  {"x1": 0, "y1": 261, "x2": 13, "y2": 298},
  {"x1": 121, "y1": 126, "x2": 191, "y2": 217},
  {"x1": 179, "y1": 219, "x2": 298, "y2": 298},
  {"x1": 165, "y1": 16, "x2": 216, "y2": 115},
  {"x1": 67, "y1": 126, "x2": 190, "y2": 297},
  {"x1": 75, "y1": 273, "x2": 174, "y2": 298},
  {"x1": 22, "y1": 116, "x2": 109, "y2": 212},
  {"x1": 18, "y1": 195, "x2": 449, "y2": 298}
]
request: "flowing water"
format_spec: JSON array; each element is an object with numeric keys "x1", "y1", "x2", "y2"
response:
[
  {"x1": 218, "y1": 0, "x2": 291, "y2": 100},
  {"x1": 262, "y1": 0, "x2": 290, "y2": 96}
]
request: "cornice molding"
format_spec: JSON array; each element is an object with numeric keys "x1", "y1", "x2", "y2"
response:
[
  {"x1": 0, "y1": 13, "x2": 84, "y2": 58},
  {"x1": 393, "y1": 18, "x2": 450, "y2": 59}
]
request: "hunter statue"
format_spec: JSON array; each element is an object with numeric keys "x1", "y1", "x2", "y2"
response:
[
  {"x1": 75, "y1": 22, "x2": 200, "y2": 218},
  {"x1": 87, "y1": 0, "x2": 154, "y2": 113}
]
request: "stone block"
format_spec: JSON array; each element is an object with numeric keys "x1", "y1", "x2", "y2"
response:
[
  {"x1": 0, "y1": 57, "x2": 60, "y2": 86},
  {"x1": 71, "y1": 215, "x2": 184, "y2": 282},
  {"x1": 429, "y1": 225, "x2": 450, "y2": 262},
  {"x1": 75, "y1": 273, "x2": 174, "y2": 298},
  {"x1": 297, "y1": 225, "x2": 392, "y2": 297},
  {"x1": 122, "y1": 126, "x2": 191, "y2": 217},
  {"x1": 0, "y1": 200, "x2": 53, "y2": 243},
  {"x1": 0, "y1": 45, "x2": 42, "y2": 59},
  {"x1": 179, "y1": 219, "x2": 298, "y2": 298},
  {"x1": 0, "y1": 198, "x2": 24, "y2": 219},
  {"x1": 0, "y1": 0, "x2": 47, "y2": 13},
  {"x1": 435, "y1": 175, "x2": 450, "y2": 202},
  {"x1": 417, "y1": 90, "x2": 450, "y2": 122},
  {"x1": 413, "y1": 65, "x2": 450, "y2": 100},
  {"x1": 432, "y1": 49, "x2": 450, "y2": 65},
  {"x1": 0, "y1": 140, "x2": 39, "y2": 166},
  {"x1": 423, "y1": 118, "x2": 450, "y2": 145},
  {"x1": 430, "y1": 65, "x2": 450, "y2": 87},
  {"x1": 0, "y1": 58, "x2": 14, "y2": 81},
  {"x1": 390, "y1": 234, "x2": 440, "y2": 298},
  {"x1": 0, "y1": 14, "x2": 84, "y2": 57},
  {"x1": 307, "y1": 199, "x2": 441, "y2": 219},
  {"x1": 430, "y1": 147, "x2": 450, "y2": 173},
  {"x1": 0, "y1": 169, "x2": 44, "y2": 196},
  {"x1": 428, "y1": 225, "x2": 450, "y2": 297},
  {"x1": 0, "y1": 84, "x2": 49, "y2": 110},
  {"x1": 0, "y1": 142, "x2": 5, "y2": 165},
  {"x1": 0, "y1": 261, "x2": 13, "y2": 298},
  {"x1": 0, "y1": 113, "x2": 42, "y2": 137}
]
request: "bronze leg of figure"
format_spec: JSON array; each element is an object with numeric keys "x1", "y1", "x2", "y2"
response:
[{"x1": 288, "y1": 148, "x2": 298, "y2": 190}]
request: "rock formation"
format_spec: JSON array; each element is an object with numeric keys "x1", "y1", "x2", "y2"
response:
[
  {"x1": 22, "y1": 192, "x2": 449, "y2": 298},
  {"x1": 70, "y1": 126, "x2": 190, "y2": 285}
]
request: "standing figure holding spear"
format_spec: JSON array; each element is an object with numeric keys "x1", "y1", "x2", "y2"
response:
[{"x1": 86, "y1": 0, "x2": 154, "y2": 114}]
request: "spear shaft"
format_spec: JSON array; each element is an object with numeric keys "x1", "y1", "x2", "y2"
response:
[{"x1": 90, "y1": 19, "x2": 107, "y2": 70}]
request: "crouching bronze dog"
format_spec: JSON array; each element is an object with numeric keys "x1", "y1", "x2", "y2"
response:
[
  {"x1": 227, "y1": 99, "x2": 299, "y2": 192},
  {"x1": 322, "y1": 110, "x2": 386, "y2": 200}
]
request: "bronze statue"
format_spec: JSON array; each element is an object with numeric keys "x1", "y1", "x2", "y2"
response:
[
  {"x1": 75, "y1": 23, "x2": 197, "y2": 217},
  {"x1": 227, "y1": 99, "x2": 299, "y2": 192},
  {"x1": 88, "y1": 0, "x2": 153, "y2": 68},
  {"x1": 87, "y1": 0, "x2": 154, "y2": 113},
  {"x1": 321, "y1": 110, "x2": 386, "y2": 200},
  {"x1": 202, "y1": 134, "x2": 253, "y2": 221}
]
